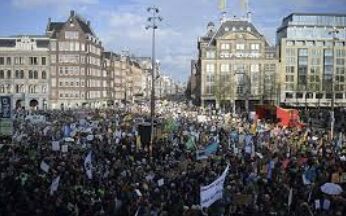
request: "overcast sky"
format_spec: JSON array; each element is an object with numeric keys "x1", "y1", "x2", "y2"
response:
[{"x1": 1, "y1": 0, "x2": 346, "y2": 83}]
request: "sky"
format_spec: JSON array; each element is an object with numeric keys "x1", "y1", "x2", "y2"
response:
[{"x1": 1, "y1": 0, "x2": 346, "y2": 83}]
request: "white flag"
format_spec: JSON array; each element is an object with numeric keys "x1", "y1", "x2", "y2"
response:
[
  {"x1": 84, "y1": 151, "x2": 92, "y2": 179},
  {"x1": 40, "y1": 160, "x2": 50, "y2": 173},
  {"x1": 49, "y1": 176, "x2": 60, "y2": 195}
]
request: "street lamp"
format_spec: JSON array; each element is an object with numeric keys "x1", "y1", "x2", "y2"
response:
[
  {"x1": 146, "y1": 6, "x2": 162, "y2": 154},
  {"x1": 329, "y1": 26, "x2": 339, "y2": 139}
]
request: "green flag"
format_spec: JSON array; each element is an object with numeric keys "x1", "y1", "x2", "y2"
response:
[{"x1": 186, "y1": 135, "x2": 196, "y2": 150}]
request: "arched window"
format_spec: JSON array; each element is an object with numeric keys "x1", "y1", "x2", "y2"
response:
[
  {"x1": 34, "y1": 70, "x2": 38, "y2": 79},
  {"x1": 20, "y1": 85, "x2": 25, "y2": 93},
  {"x1": 15, "y1": 70, "x2": 19, "y2": 78},
  {"x1": 29, "y1": 70, "x2": 33, "y2": 79},
  {"x1": 0, "y1": 70, "x2": 4, "y2": 79},
  {"x1": 7, "y1": 70, "x2": 11, "y2": 79},
  {"x1": 42, "y1": 71, "x2": 47, "y2": 79},
  {"x1": 34, "y1": 85, "x2": 38, "y2": 93},
  {"x1": 20, "y1": 70, "x2": 24, "y2": 79},
  {"x1": 29, "y1": 85, "x2": 34, "y2": 93}
]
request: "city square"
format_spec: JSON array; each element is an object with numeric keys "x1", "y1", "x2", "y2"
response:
[{"x1": 0, "y1": 0, "x2": 346, "y2": 215}]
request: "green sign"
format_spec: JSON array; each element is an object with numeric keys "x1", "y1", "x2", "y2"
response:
[{"x1": 0, "y1": 119, "x2": 13, "y2": 136}]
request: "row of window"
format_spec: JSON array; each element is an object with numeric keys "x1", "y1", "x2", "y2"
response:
[
  {"x1": 0, "y1": 57, "x2": 47, "y2": 66},
  {"x1": 0, "y1": 70, "x2": 47, "y2": 79},
  {"x1": 0, "y1": 84, "x2": 47, "y2": 94},
  {"x1": 286, "y1": 40, "x2": 346, "y2": 47},
  {"x1": 285, "y1": 75, "x2": 345, "y2": 83},
  {"x1": 284, "y1": 83, "x2": 345, "y2": 92},
  {"x1": 219, "y1": 43, "x2": 260, "y2": 50},
  {"x1": 205, "y1": 64, "x2": 262, "y2": 73},
  {"x1": 51, "y1": 41, "x2": 101, "y2": 55},
  {"x1": 284, "y1": 92, "x2": 345, "y2": 100}
]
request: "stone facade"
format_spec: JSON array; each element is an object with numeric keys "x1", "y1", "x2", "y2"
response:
[
  {"x1": 195, "y1": 17, "x2": 279, "y2": 111},
  {"x1": 0, "y1": 35, "x2": 50, "y2": 110}
]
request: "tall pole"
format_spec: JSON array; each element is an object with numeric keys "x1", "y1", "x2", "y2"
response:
[
  {"x1": 329, "y1": 26, "x2": 339, "y2": 140},
  {"x1": 146, "y1": 6, "x2": 162, "y2": 156}
]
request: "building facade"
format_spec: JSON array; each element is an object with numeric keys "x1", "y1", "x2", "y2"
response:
[
  {"x1": 196, "y1": 17, "x2": 279, "y2": 111},
  {"x1": 277, "y1": 13, "x2": 346, "y2": 107},
  {"x1": 0, "y1": 35, "x2": 50, "y2": 110},
  {"x1": 47, "y1": 10, "x2": 111, "y2": 109}
]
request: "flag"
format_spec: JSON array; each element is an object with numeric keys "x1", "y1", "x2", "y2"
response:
[
  {"x1": 49, "y1": 176, "x2": 60, "y2": 195},
  {"x1": 84, "y1": 151, "x2": 92, "y2": 179},
  {"x1": 40, "y1": 160, "x2": 50, "y2": 173},
  {"x1": 288, "y1": 188, "x2": 293, "y2": 208},
  {"x1": 186, "y1": 135, "x2": 196, "y2": 150},
  {"x1": 218, "y1": 0, "x2": 227, "y2": 11}
]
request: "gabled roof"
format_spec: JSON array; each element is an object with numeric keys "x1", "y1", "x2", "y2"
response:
[
  {"x1": 75, "y1": 16, "x2": 94, "y2": 36},
  {"x1": 214, "y1": 20, "x2": 262, "y2": 38}
]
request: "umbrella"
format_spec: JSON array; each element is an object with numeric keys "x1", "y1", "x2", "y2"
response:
[{"x1": 320, "y1": 183, "x2": 343, "y2": 195}]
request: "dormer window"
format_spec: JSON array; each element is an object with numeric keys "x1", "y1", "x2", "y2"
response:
[
  {"x1": 247, "y1": 27, "x2": 251, "y2": 32},
  {"x1": 232, "y1": 27, "x2": 236, "y2": 31},
  {"x1": 240, "y1": 27, "x2": 244, "y2": 31},
  {"x1": 225, "y1": 27, "x2": 229, "y2": 32}
]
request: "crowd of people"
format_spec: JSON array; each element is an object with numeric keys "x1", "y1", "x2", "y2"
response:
[{"x1": 0, "y1": 102, "x2": 345, "y2": 216}]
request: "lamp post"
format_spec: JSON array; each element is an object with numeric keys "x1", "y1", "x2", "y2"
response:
[
  {"x1": 146, "y1": 6, "x2": 162, "y2": 155},
  {"x1": 329, "y1": 26, "x2": 339, "y2": 139}
]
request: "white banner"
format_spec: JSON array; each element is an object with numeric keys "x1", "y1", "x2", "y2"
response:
[
  {"x1": 200, "y1": 165, "x2": 229, "y2": 208},
  {"x1": 49, "y1": 176, "x2": 60, "y2": 195}
]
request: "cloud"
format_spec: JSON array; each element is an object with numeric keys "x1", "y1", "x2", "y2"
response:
[{"x1": 12, "y1": 0, "x2": 98, "y2": 9}]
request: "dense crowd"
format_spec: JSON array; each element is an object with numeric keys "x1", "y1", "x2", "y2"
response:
[{"x1": 0, "y1": 102, "x2": 345, "y2": 216}]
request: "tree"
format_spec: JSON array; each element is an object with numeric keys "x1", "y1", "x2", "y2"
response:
[{"x1": 213, "y1": 75, "x2": 234, "y2": 111}]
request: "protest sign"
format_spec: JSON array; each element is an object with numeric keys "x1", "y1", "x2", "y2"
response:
[
  {"x1": 40, "y1": 160, "x2": 50, "y2": 173},
  {"x1": 61, "y1": 145, "x2": 68, "y2": 153},
  {"x1": 158, "y1": 179, "x2": 164, "y2": 187},
  {"x1": 52, "y1": 141, "x2": 60, "y2": 151},
  {"x1": 200, "y1": 165, "x2": 229, "y2": 208}
]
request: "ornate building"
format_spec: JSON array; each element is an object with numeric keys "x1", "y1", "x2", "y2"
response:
[
  {"x1": 0, "y1": 35, "x2": 50, "y2": 110},
  {"x1": 195, "y1": 15, "x2": 279, "y2": 112}
]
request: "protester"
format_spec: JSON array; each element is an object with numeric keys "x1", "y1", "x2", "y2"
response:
[{"x1": 0, "y1": 102, "x2": 345, "y2": 216}]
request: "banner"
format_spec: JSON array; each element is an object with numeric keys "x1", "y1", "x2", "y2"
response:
[
  {"x1": 200, "y1": 165, "x2": 229, "y2": 208},
  {"x1": 0, "y1": 96, "x2": 11, "y2": 118},
  {"x1": 196, "y1": 142, "x2": 219, "y2": 160}
]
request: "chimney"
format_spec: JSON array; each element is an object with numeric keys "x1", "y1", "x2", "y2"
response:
[
  {"x1": 70, "y1": 10, "x2": 75, "y2": 17},
  {"x1": 87, "y1": 20, "x2": 90, "y2": 26}
]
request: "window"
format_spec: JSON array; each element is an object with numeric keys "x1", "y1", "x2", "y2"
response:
[
  {"x1": 50, "y1": 41, "x2": 56, "y2": 51},
  {"x1": 7, "y1": 70, "x2": 11, "y2": 79},
  {"x1": 285, "y1": 92, "x2": 293, "y2": 99},
  {"x1": 15, "y1": 70, "x2": 19, "y2": 78},
  {"x1": 20, "y1": 70, "x2": 24, "y2": 79},
  {"x1": 316, "y1": 93, "x2": 323, "y2": 99},
  {"x1": 41, "y1": 57, "x2": 46, "y2": 65},
  {"x1": 30, "y1": 57, "x2": 38, "y2": 65},
  {"x1": 6, "y1": 57, "x2": 11, "y2": 65},
  {"x1": 34, "y1": 71, "x2": 38, "y2": 79},
  {"x1": 286, "y1": 66, "x2": 295, "y2": 74},
  {"x1": 296, "y1": 92, "x2": 303, "y2": 99},
  {"x1": 250, "y1": 44, "x2": 260, "y2": 50},
  {"x1": 0, "y1": 57, "x2": 4, "y2": 65},
  {"x1": 221, "y1": 43, "x2": 230, "y2": 50},
  {"x1": 236, "y1": 44, "x2": 245, "y2": 50},
  {"x1": 59, "y1": 82, "x2": 63, "y2": 87},
  {"x1": 336, "y1": 93, "x2": 343, "y2": 99},
  {"x1": 42, "y1": 71, "x2": 47, "y2": 79},
  {"x1": 29, "y1": 70, "x2": 33, "y2": 79},
  {"x1": 0, "y1": 70, "x2": 4, "y2": 79},
  {"x1": 220, "y1": 64, "x2": 230, "y2": 72},
  {"x1": 285, "y1": 75, "x2": 294, "y2": 82},
  {"x1": 65, "y1": 31, "x2": 79, "y2": 39}
]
